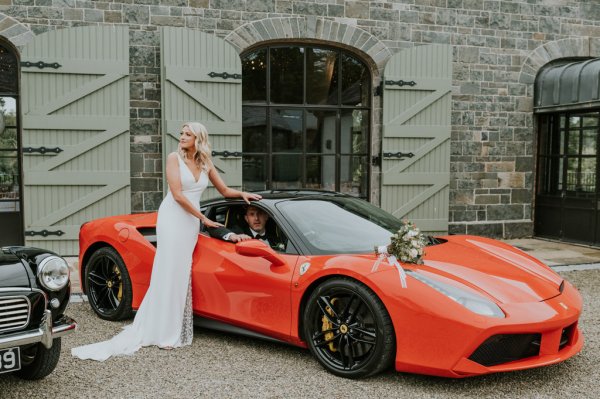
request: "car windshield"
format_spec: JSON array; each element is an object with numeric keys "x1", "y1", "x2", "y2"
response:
[{"x1": 276, "y1": 196, "x2": 405, "y2": 254}]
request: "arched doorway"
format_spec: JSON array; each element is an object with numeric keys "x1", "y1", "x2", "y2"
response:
[
  {"x1": 0, "y1": 36, "x2": 23, "y2": 245},
  {"x1": 240, "y1": 44, "x2": 371, "y2": 199},
  {"x1": 535, "y1": 58, "x2": 600, "y2": 245}
]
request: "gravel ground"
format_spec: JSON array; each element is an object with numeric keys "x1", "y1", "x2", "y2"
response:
[{"x1": 1, "y1": 270, "x2": 599, "y2": 399}]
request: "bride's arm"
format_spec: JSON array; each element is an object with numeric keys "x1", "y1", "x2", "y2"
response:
[
  {"x1": 207, "y1": 160, "x2": 262, "y2": 203},
  {"x1": 166, "y1": 152, "x2": 221, "y2": 227}
]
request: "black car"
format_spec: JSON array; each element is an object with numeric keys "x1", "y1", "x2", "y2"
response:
[{"x1": 1, "y1": 246, "x2": 77, "y2": 380}]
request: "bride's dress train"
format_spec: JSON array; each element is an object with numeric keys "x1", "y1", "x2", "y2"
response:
[{"x1": 72, "y1": 154, "x2": 207, "y2": 361}]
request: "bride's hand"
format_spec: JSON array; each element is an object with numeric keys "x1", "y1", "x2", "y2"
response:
[
  {"x1": 202, "y1": 218, "x2": 223, "y2": 228},
  {"x1": 241, "y1": 191, "x2": 262, "y2": 204}
]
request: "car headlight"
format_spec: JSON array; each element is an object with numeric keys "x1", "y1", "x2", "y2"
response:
[
  {"x1": 409, "y1": 271, "x2": 505, "y2": 318},
  {"x1": 37, "y1": 256, "x2": 70, "y2": 291}
]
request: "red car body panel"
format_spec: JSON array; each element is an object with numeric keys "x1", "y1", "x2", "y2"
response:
[{"x1": 78, "y1": 212, "x2": 583, "y2": 378}]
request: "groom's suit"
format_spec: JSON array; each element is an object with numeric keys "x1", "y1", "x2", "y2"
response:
[{"x1": 208, "y1": 224, "x2": 285, "y2": 250}]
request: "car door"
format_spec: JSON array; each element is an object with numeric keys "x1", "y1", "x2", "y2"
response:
[{"x1": 190, "y1": 205, "x2": 299, "y2": 341}]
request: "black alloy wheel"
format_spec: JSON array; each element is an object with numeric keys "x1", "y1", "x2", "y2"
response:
[
  {"x1": 86, "y1": 246, "x2": 133, "y2": 321},
  {"x1": 303, "y1": 278, "x2": 395, "y2": 379}
]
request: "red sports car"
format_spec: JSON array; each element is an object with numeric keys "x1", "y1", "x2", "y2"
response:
[{"x1": 78, "y1": 191, "x2": 583, "y2": 378}]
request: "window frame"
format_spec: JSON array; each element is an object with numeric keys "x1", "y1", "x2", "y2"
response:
[{"x1": 241, "y1": 44, "x2": 372, "y2": 199}]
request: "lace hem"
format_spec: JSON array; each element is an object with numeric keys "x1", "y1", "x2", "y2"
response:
[{"x1": 178, "y1": 275, "x2": 193, "y2": 346}]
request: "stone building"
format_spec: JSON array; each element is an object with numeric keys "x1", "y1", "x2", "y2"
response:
[{"x1": 1, "y1": 0, "x2": 600, "y2": 255}]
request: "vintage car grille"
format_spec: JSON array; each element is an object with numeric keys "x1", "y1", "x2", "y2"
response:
[
  {"x1": 468, "y1": 333, "x2": 541, "y2": 367},
  {"x1": 0, "y1": 295, "x2": 31, "y2": 333}
]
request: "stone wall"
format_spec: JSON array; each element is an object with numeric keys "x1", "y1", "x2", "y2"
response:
[{"x1": 3, "y1": 0, "x2": 600, "y2": 238}]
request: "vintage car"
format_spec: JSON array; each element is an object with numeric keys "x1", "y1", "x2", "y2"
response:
[
  {"x1": 78, "y1": 191, "x2": 583, "y2": 378},
  {"x1": 1, "y1": 247, "x2": 77, "y2": 379}
]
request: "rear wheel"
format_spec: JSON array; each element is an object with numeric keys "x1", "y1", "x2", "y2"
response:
[
  {"x1": 85, "y1": 246, "x2": 133, "y2": 321},
  {"x1": 303, "y1": 278, "x2": 395, "y2": 379}
]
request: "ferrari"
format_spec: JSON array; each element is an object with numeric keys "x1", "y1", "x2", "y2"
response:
[{"x1": 78, "y1": 190, "x2": 583, "y2": 378}]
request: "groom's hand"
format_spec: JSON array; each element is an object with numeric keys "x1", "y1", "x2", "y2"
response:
[{"x1": 229, "y1": 233, "x2": 252, "y2": 242}]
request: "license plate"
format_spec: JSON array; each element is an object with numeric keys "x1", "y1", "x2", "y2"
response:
[{"x1": 0, "y1": 347, "x2": 21, "y2": 374}]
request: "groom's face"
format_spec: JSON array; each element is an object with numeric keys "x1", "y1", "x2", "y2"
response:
[{"x1": 244, "y1": 206, "x2": 268, "y2": 234}]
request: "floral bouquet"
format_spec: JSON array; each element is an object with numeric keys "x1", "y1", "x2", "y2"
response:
[
  {"x1": 377, "y1": 220, "x2": 427, "y2": 265},
  {"x1": 372, "y1": 220, "x2": 426, "y2": 288}
]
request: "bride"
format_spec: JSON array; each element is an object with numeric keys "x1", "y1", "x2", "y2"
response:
[{"x1": 72, "y1": 122, "x2": 261, "y2": 361}]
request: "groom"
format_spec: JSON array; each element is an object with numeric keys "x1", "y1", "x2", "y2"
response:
[{"x1": 208, "y1": 205, "x2": 284, "y2": 250}]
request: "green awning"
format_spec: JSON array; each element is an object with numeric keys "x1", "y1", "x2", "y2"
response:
[{"x1": 534, "y1": 58, "x2": 600, "y2": 113}]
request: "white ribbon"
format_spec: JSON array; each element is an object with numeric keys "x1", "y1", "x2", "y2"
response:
[{"x1": 372, "y1": 245, "x2": 407, "y2": 288}]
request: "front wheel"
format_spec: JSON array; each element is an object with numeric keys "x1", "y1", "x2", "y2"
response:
[
  {"x1": 85, "y1": 246, "x2": 133, "y2": 321},
  {"x1": 303, "y1": 278, "x2": 395, "y2": 379},
  {"x1": 16, "y1": 339, "x2": 61, "y2": 380}
]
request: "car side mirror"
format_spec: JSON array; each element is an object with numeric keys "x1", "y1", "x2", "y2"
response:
[{"x1": 235, "y1": 240, "x2": 286, "y2": 266}]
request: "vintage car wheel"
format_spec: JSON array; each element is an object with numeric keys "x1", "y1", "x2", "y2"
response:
[
  {"x1": 86, "y1": 246, "x2": 133, "y2": 321},
  {"x1": 15, "y1": 338, "x2": 61, "y2": 380},
  {"x1": 303, "y1": 278, "x2": 395, "y2": 379}
]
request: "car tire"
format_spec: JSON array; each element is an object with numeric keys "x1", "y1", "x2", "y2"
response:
[
  {"x1": 15, "y1": 338, "x2": 61, "y2": 380},
  {"x1": 303, "y1": 277, "x2": 395, "y2": 379},
  {"x1": 85, "y1": 246, "x2": 133, "y2": 321}
]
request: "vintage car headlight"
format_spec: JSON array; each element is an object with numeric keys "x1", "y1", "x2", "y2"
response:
[
  {"x1": 37, "y1": 256, "x2": 70, "y2": 291},
  {"x1": 410, "y1": 272, "x2": 505, "y2": 318}
]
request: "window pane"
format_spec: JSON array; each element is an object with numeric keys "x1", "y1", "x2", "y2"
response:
[
  {"x1": 341, "y1": 109, "x2": 368, "y2": 154},
  {"x1": 0, "y1": 150, "x2": 19, "y2": 212},
  {"x1": 340, "y1": 156, "x2": 368, "y2": 197},
  {"x1": 306, "y1": 155, "x2": 335, "y2": 191},
  {"x1": 1, "y1": 97, "x2": 17, "y2": 151},
  {"x1": 306, "y1": 110, "x2": 336, "y2": 154},
  {"x1": 242, "y1": 107, "x2": 267, "y2": 153},
  {"x1": 242, "y1": 155, "x2": 267, "y2": 191},
  {"x1": 538, "y1": 156, "x2": 563, "y2": 195},
  {"x1": 341, "y1": 53, "x2": 369, "y2": 106},
  {"x1": 272, "y1": 109, "x2": 302, "y2": 153},
  {"x1": 569, "y1": 116, "x2": 580, "y2": 127},
  {"x1": 582, "y1": 129, "x2": 597, "y2": 155},
  {"x1": 272, "y1": 154, "x2": 301, "y2": 189},
  {"x1": 581, "y1": 158, "x2": 596, "y2": 192},
  {"x1": 270, "y1": 47, "x2": 304, "y2": 104},
  {"x1": 306, "y1": 48, "x2": 338, "y2": 105},
  {"x1": 583, "y1": 115, "x2": 598, "y2": 127},
  {"x1": 567, "y1": 130, "x2": 580, "y2": 154},
  {"x1": 242, "y1": 49, "x2": 267, "y2": 103}
]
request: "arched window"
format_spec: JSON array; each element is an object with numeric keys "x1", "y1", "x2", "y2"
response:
[
  {"x1": 241, "y1": 44, "x2": 371, "y2": 198},
  {"x1": 0, "y1": 36, "x2": 23, "y2": 245}
]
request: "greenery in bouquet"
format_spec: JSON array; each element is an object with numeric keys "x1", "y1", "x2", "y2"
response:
[{"x1": 387, "y1": 220, "x2": 427, "y2": 264}]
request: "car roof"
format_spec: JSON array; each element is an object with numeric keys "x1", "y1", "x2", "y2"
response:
[{"x1": 202, "y1": 189, "x2": 352, "y2": 207}]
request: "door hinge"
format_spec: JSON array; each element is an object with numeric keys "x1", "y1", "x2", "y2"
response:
[
  {"x1": 25, "y1": 229, "x2": 65, "y2": 237},
  {"x1": 212, "y1": 150, "x2": 243, "y2": 158},
  {"x1": 23, "y1": 146, "x2": 63, "y2": 154},
  {"x1": 384, "y1": 151, "x2": 415, "y2": 160},
  {"x1": 208, "y1": 72, "x2": 241, "y2": 80},
  {"x1": 371, "y1": 155, "x2": 381, "y2": 167},
  {"x1": 374, "y1": 81, "x2": 383, "y2": 97},
  {"x1": 21, "y1": 61, "x2": 62, "y2": 69}
]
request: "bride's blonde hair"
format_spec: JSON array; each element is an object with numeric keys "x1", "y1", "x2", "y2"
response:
[{"x1": 178, "y1": 122, "x2": 211, "y2": 171}]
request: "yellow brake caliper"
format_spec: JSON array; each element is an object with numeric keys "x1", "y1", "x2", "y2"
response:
[
  {"x1": 321, "y1": 298, "x2": 338, "y2": 352},
  {"x1": 113, "y1": 265, "x2": 123, "y2": 301}
]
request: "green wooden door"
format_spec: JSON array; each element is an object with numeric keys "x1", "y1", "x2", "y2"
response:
[
  {"x1": 160, "y1": 28, "x2": 242, "y2": 200},
  {"x1": 21, "y1": 26, "x2": 130, "y2": 255},
  {"x1": 381, "y1": 44, "x2": 452, "y2": 234}
]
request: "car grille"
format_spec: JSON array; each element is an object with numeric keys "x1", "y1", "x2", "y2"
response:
[
  {"x1": 0, "y1": 296, "x2": 31, "y2": 333},
  {"x1": 468, "y1": 333, "x2": 541, "y2": 367}
]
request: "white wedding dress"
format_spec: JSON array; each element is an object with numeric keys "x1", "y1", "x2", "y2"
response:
[{"x1": 72, "y1": 154, "x2": 208, "y2": 361}]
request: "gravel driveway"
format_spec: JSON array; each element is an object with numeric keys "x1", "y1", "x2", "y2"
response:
[{"x1": 1, "y1": 270, "x2": 599, "y2": 398}]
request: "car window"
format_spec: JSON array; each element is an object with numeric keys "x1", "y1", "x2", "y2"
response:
[
  {"x1": 276, "y1": 197, "x2": 404, "y2": 254},
  {"x1": 204, "y1": 203, "x2": 293, "y2": 254}
]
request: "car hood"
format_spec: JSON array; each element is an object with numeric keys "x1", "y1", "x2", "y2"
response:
[
  {"x1": 0, "y1": 248, "x2": 31, "y2": 288},
  {"x1": 419, "y1": 236, "x2": 563, "y2": 304}
]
